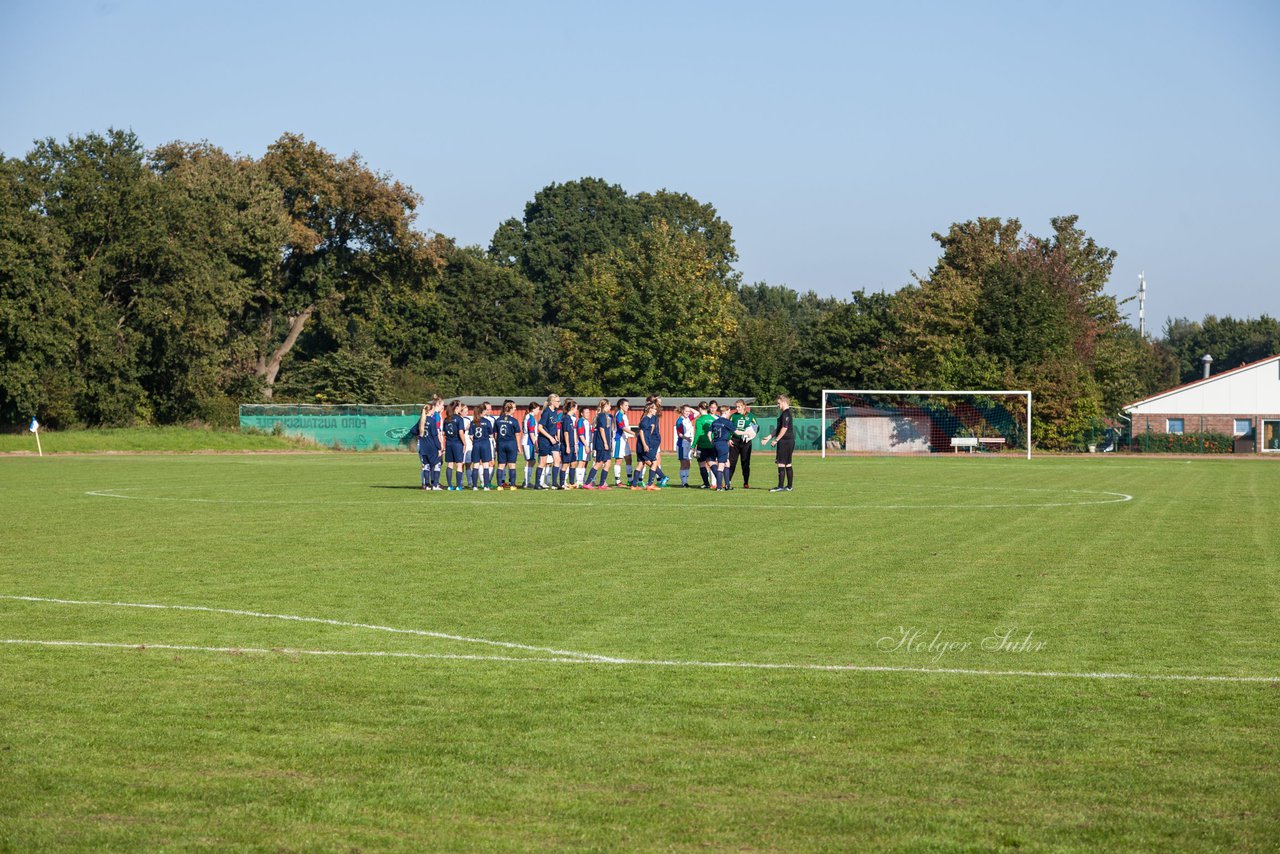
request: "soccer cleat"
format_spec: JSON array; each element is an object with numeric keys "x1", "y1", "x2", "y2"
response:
[
  {"x1": 646, "y1": 484, "x2": 660, "y2": 491},
  {"x1": 598, "y1": 484, "x2": 611, "y2": 491},
  {"x1": 658, "y1": 476, "x2": 669, "y2": 487},
  {"x1": 769, "y1": 486, "x2": 785, "y2": 492},
  {"x1": 743, "y1": 484, "x2": 750, "y2": 489},
  {"x1": 785, "y1": 487, "x2": 793, "y2": 491}
]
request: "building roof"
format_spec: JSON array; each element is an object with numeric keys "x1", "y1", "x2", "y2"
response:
[{"x1": 1123, "y1": 353, "x2": 1280, "y2": 412}]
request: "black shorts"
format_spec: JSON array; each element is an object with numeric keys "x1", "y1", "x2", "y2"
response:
[{"x1": 774, "y1": 441, "x2": 795, "y2": 466}]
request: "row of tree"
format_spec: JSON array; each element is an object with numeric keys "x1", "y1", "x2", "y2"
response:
[{"x1": 2, "y1": 130, "x2": 1275, "y2": 447}]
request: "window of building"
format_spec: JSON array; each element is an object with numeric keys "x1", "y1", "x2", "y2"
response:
[
  {"x1": 1264, "y1": 420, "x2": 1280, "y2": 452},
  {"x1": 1233, "y1": 418, "x2": 1253, "y2": 436},
  {"x1": 1167, "y1": 418, "x2": 1185, "y2": 434}
]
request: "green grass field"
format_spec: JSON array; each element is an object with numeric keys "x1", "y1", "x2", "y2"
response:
[
  {"x1": 1, "y1": 452, "x2": 1277, "y2": 851},
  {"x1": 0, "y1": 426, "x2": 317, "y2": 454}
]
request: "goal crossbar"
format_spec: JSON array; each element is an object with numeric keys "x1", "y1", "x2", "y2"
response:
[{"x1": 820, "y1": 389, "x2": 1032, "y2": 460}]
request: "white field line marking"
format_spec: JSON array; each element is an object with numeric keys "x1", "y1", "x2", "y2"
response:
[
  {"x1": 2, "y1": 596, "x2": 1274, "y2": 684},
  {"x1": 0, "y1": 595, "x2": 619, "y2": 663},
  {"x1": 84, "y1": 488, "x2": 1134, "y2": 510},
  {"x1": 3, "y1": 638, "x2": 1276, "y2": 684}
]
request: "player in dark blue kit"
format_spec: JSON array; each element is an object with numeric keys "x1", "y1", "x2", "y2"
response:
[
  {"x1": 708, "y1": 405, "x2": 736, "y2": 491},
  {"x1": 558, "y1": 400, "x2": 578, "y2": 489},
  {"x1": 468, "y1": 409, "x2": 494, "y2": 490},
  {"x1": 535, "y1": 393, "x2": 561, "y2": 490},
  {"x1": 442, "y1": 401, "x2": 467, "y2": 491},
  {"x1": 633, "y1": 401, "x2": 663, "y2": 490},
  {"x1": 586, "y1": 398, "x2": 613, "y2": 489},
  {"x1": 412, "y1": 397, "x2": 444, "y2": 490},
  {"x1": 493, "y1": 400, "x2": 521, "y2": 491}
]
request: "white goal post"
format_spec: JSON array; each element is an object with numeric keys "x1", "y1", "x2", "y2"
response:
[{"x1": 820, "y1": 389, "x2": 1033, "y2": 460}]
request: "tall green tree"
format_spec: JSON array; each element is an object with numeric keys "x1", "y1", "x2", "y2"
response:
[
  {"x1": 793, "y1": 290, "x2": 898, "y2": 405},
  {"x1": 1163, "y1": 315, "x2": 1280, "y2": 383},
  {"x1": 0, "y1": 152, "x2": 76, "y2": 426},
  {"x1": 18, "y1": 130, "x2": 158, "y2": 425},
  {"x1": 490, "y1": 178, "x2": 739, "y2": 324},
  {"x1": 257, "y1": 133, "x2": 440, "y2": 399},
  {"x1": 555, "y1": 221, "x2": 739, "y2": 394}
]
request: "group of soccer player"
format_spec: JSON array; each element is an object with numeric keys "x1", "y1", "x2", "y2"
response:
[{"x1": 411, "y1": 393, "x2": 796, "y2": 493}]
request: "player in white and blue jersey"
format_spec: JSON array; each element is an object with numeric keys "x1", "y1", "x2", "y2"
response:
[
  {"x1": 674, "y1": 405, "x2": 694, "y2": 487},
  {"x1": 522, "y1": 403, "x2": 540, "y2": 487},
  {"x1": 612, "y1": 398, "x2": 634, "y2": 486},
  {"x1": 574, "y1": 407, "x2": 590, "y2": 486}
]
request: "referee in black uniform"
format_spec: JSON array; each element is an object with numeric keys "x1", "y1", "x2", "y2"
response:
[{"x1": 766, "y1": 394, "x2": 795, "y2": 492}]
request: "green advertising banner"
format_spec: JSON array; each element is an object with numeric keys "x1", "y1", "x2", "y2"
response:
[
  {"x1": 240, "y1": 405, "x2": 419, "y2": 450},
  {"x1": 749, "y1": 416, "x2": 823, "y2": 452}
]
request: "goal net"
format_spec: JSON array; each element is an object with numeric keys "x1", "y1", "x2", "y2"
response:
[{"x1": 820, "y1": 390, "x2": 1032, "y2": 459}]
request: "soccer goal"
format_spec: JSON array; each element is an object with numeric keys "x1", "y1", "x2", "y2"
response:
[{"x1": 820, "y1": 390, "x2": 1033, "y2": 459}]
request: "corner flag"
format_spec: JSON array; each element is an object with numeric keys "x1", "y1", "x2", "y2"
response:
[
  {"x1": 29, "y1": 417, "x2": 42, "y2": 456},
  {"x1": 29, "y1": 417, "x2": 39, "y2": 433}
]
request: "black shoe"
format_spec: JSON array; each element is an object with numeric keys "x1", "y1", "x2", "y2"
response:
[
  {"x1": 784, "y1": 486, "x2": 793, "y2": 491},
  {"x1": 769, "y1": 486, "x2": 785, "y2": 493}
]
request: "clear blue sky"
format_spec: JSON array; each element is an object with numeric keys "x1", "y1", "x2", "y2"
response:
[{"x1": 2, "y1": 0, "x2": 1277, "y2": 331}]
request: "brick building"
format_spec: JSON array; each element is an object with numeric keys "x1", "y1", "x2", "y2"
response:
[{"x1": 1122, "y1": 354, "x2": 1280, "y2": 452}]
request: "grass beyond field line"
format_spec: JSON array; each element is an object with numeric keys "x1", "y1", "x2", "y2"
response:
[{"x1": 1, "y1": 454, "x2": 1277, "y2": 851}]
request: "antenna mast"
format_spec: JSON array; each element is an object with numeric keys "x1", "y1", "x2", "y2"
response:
[{"x1": 1138, "y1": 272, "x2": 1147, "y2": 337}]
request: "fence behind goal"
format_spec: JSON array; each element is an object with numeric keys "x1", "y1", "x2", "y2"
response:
[{"x1": 819, "y1": 391, "x2": 1031, "y2": 458}]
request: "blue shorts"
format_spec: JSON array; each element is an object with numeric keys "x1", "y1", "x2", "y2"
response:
[
  {"x1": 418, "y1": 447, "x2": 440, "y2": 467},
  {"x1": 445, "y1": 441, "x2": 466, "y2": 464},
  {"x1": 497, "y1": 442, "x2": 519, "y2": 465},
  {"x1": 560, "y1": 439, "x2": 575, "y2": 460},
  {"x1": 537, "y1": 437, "x2": 555, "y2": 457},
  {"x1": 472, "y1": 442, "x2": 493, "y2": 464},
  {"x1": 638, "y1": 445, "x2": 657, "y2": 463},
  {"x1": 676, "y1": 438, "x2": 690, "y2": 461},
  {"x1": 712, "y1": 441, "x2": 729, "y2": 464},
  {"x1": 593, "y1": 442, "x2": 610, "y2": 463}
]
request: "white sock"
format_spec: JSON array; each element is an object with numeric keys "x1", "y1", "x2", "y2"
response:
[{"x1": 613, "y1": 464, "x2": 621, "y2": 482}]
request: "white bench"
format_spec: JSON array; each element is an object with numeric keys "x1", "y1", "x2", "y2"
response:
[
  {"x1": 950, "y1": 437, "x2": 979, "y2": 453},
  {"x1": 978, "y1": 438, "x2": 1006, "y2": 451}
]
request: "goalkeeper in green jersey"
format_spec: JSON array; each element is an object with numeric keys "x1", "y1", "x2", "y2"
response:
[
  {"x1": 726, "y1": 399, "x2": 759, "y2": 488},
  {"x1": 693, "y1": 401, "x2": 716, "y2": 489}
]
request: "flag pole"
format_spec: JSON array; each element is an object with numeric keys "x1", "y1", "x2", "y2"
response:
[{"x1": 29, "y1": 417, "x2": 42, "y2": 456}]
